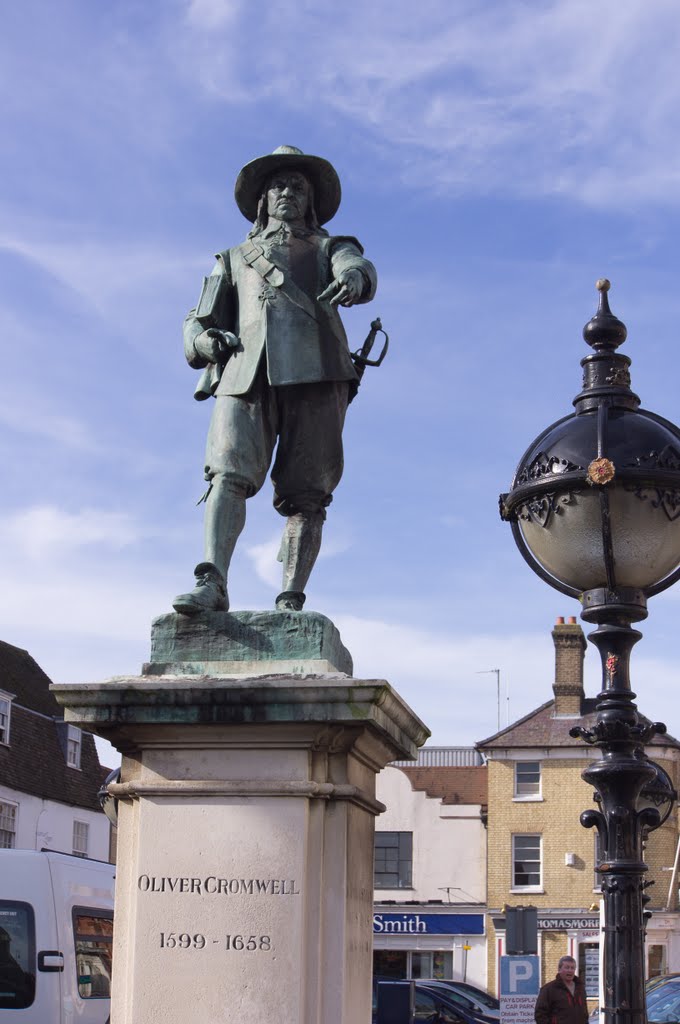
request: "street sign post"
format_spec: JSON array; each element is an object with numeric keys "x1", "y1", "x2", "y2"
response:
[{"x1": 500, "y1": 955, "x2": 540, "y2": 1024}]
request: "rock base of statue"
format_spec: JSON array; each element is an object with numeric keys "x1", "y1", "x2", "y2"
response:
[
  {"x1": 146, "y1": 609, "x2": 354, "y2": 675},
  {"x1": 52, "y1": 612, "x2": 429, "y2": 1024}
]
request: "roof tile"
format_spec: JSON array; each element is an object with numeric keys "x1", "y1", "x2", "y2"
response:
[{"x1": 396, "y1": 765, "x2": 488, "y2": 806}]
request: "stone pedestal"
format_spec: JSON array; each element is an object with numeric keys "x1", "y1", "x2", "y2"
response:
[{"x1": 52, "y1": 612, "x2": 428, "y2": 1024}]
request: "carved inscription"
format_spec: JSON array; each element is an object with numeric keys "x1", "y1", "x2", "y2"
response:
[
  {"x1": 138, "y1": 872, "x2": 296, "y2": 958},
  {"x1": 160, "y1": 932, "x2": 206, "y2": 948},
  {"x1": 137, "y1": 875, "x2": 300, "y2": 896},
  {"x1": 158, "y1": 932, "x2": 272, "y2": 951},
  {"x1": 138, "y1": 873, "x2": 300, "y2": 959}
]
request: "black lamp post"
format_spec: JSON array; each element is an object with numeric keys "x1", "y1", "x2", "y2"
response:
[{"x1": 500, "y1": 280, "x2": 680, "y2": 1024}]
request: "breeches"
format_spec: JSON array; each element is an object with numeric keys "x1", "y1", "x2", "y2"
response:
[{"x1": 205, "y1": 370, "x2": 349, "y2": 518}]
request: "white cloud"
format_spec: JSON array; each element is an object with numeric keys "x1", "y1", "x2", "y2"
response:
[
  {"x1": 245, "y1": 535, "x2": 282, "y2": 588},
  {"x1": 326, "y1": 611, "x2": 680, "y2": 750},
  {"x1": 319, "y1": 534, "x2": 352, "y2": 560},
  {"x1": 330, "y1": 614, "x2": 554, "y2": 743},
  {"x1": 185, "y1": 0, "x2": 240, "y2": 29},
  {"x1": 0, "y1": 571, "x2": 164, "y2": 641},
  {"x1": 174, "y1": 0, "x2": 680, "y2": 206},
  {"x1": 0, "y1": 394, "x2": 99, "y2": 451},
  {"x1": 0, "y1": 505, "x2": 141, "y2": 561},
  {"x1": 0, "y1": 8, "x2": 185, "y2": 164},
  {"x1": 439, "y1": 514, "x2": 464, "y2": 529},
  {"x1": 245, "y1": 528, "x2": 353, "y2": 589},
  {"x1": 0, "y1": 232, "x2": 205, "y2": 315}
]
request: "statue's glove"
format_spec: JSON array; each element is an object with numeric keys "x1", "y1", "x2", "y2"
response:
[
  {"x1": 317, "y1": 269, "x2": 365, "y2": 308},
  {"x1": 194, "y1": 329, "x2": 239, "y2": 364}
]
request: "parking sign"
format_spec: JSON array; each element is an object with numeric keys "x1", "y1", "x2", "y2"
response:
[{"x1": 500, "y1": 955, "x2": 540, "y2": 1024}]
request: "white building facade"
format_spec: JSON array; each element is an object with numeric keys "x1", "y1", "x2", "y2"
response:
[
  {"x1": 0, "y1": 640, "x2": 111, "y2": 862},
  {"x1": 0, "y1": 782, "x2": 110, "y2": 861},
  {"x1": 373, "y1": 749, "x2": 488, "y2": 989}
]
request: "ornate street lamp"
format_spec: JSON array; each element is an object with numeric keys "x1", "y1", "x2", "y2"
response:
[
  {"x1": 500, "y1": 280, "x2": 680, "y2": 1024},
  {"x1": 98, "y1": 766, "x2": 120, "y2": 829}
]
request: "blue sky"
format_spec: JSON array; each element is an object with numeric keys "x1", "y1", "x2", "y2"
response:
[{"x1": 4, "y1": 0, "x2": 680, "y2": 766}]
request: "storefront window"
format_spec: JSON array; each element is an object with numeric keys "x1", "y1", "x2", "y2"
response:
[
  {"x1": 432, "y1": 951, "x2": 453, "y2": 980},
  {"x1": 579, "y1": 943, "x2": 599, "y2": 998},
  {"x1": 374, "y1": 949, "x2": 455, "y2": 981},
  {"x1": 648, "y1": 944, "x2": 667, "y2": 979},
  {"x1": 374, "y1": 949, "x2": 408, "y2": 979},
  {"x1": 411, "y1": 951, "x2": 453, "y2": 980}
]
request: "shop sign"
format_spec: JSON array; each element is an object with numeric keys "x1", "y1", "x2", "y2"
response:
[
  {"x1": 372, "y1": 913, "x2": 484, "y2": 935},
  {"x1": 538, "y1": 917, "x2": 599, "y2": 930}
]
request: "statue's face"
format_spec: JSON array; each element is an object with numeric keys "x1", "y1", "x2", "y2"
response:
[{"x1": 266, "y1": 170, "x2": 310, "y2": 223}]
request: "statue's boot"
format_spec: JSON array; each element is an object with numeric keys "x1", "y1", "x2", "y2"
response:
[
  {"x1": 172, "y1": 476, "x2": 247, "y2": 616},
  {"x1": 173, "y1": 562, "x2": 228, "y2": 615},
  {"x1": 275, "y1": 513, "x2": 323, "y2": 612}
]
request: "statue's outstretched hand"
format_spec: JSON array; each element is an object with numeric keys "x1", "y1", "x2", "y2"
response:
[
  {"x1": 318, "y1": 269, "x2": 364, "y2": 307},
  {"x1": 195, "y1": 329, "x2": 239, "y2": 363}
]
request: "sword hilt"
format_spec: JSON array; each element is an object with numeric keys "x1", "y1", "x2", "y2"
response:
[{"x1": 351, "y1": 317, "x2": 389, "y2": 368}]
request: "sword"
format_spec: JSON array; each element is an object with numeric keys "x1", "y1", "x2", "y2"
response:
[{"x1": 350, "y1": 318, "x2": 389, "y2": 400}]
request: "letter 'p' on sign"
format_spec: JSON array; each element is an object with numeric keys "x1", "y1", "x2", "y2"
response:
[
  {"x1": 500, "y1": 955, "x2": 540, "y2": 996},
  {"x1": 510, "y1": 961, "x2": 531, "y2": 990}
]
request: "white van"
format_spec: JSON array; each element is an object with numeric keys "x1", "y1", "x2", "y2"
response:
[{"x1": 0, "y1": 849, "x2": 114, "y2": 1024}]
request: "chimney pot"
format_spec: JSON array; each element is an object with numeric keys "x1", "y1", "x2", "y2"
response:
[
  {"x1": 551, "y1": 616, "x2": 586, "y2": 715},
  {"x1": 556, "y1": 616, "x2": 565, "y2": 624}
]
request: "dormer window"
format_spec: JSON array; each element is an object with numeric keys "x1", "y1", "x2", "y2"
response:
[
  {"x1": 66, "y1": 726, "x2": 82, "y2": 769},
  {"x1": 0, "y1": 692, "x2": 12, "y2": 745}
]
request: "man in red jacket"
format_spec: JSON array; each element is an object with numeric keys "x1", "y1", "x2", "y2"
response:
[{"x1": 535, "y1": 956, "x2": 589, "y2": 1024}]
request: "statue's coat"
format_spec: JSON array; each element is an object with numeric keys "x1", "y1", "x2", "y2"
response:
[{"x1": 184, "y1": 230, "x2": 377, "y2": 398}]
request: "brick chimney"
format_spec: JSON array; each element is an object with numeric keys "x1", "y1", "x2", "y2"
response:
[{"x1": 552, "y1": 616, "x2": 586, "y2": 715}]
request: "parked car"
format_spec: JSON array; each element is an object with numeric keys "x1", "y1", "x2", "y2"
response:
[
  {"x1": 648, "y1": 975, "x2": 680, "y2": 997},
  {"x1": 589, "y1": 976, "x2": 680, "y2": 1024},
  {"x1": 647, "y1": 976, "x2": 680, "y2": 1022},
  {"x1": 418, "y1": 981, "x2": 499, "y2": 1021},
  {"x1": 376, "y1": 981, "x2": 497, "y2": 1024},
  {"x1": 446, "y1": 982, "x2": 500, "y2": 1013}
]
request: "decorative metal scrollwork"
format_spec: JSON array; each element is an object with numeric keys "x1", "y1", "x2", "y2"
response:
[
  {"x1": 516, "y1": 451, "x2": 583, "y2": 485},
  {"x1": 631, "y1": 445, "x2": 680, "y2": 472},
  {"x1": 516, "y1": 491, "x2": 575, "y2": 527},
  {"x1": 570, "y1": 719, "x2": 662, "y2": 747},
  {"x1": 606, "y1": 365, "x2": 631, "y2": 387},
  {"x1": 623, "y1": 445, "x2": 680, "y2": 522},
  {"x1": 515, "y1": 452, "x2": 583, "y2": 528}
]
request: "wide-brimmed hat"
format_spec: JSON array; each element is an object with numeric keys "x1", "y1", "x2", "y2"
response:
[{"x1": 234, "y1": 145, "x2": 341, "y2": 225}]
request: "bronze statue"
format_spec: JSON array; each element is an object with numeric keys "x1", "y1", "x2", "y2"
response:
[{"x1": 173, "y1": 146, "x2": 378, "y2": 614}]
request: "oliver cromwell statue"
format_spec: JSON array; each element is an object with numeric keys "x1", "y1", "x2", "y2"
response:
[{"x1": 173, "y1": 145, "x2": 378, "y2": 615}]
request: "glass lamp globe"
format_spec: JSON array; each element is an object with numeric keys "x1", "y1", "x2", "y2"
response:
[{"x1": 501, "y1": 281, "x2": 680, "y2": 612}]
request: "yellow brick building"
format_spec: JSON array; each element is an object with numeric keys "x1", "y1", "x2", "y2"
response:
[{"x1": 477, "y1": 617, "x2": 680, "y2": 1001}]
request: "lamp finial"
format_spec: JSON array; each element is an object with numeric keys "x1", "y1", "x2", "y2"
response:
[{"x1": 583, "y1": 278, "x2": 627, "y2": 351}]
